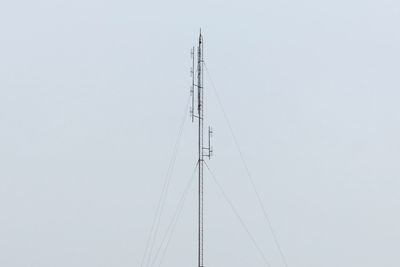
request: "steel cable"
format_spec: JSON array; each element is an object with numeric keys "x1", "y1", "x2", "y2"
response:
[
  {"x1": 204, "y1": 162, "x2": 271, "y2": 267},
  {"x1": 151, "y1": 161, "x2": 199, "y2": 267},
  {"x1": 141, "y1": 93, "x2": 191, "y2": 267},
  {"x1": 204, "y1": 62, "x2": 289, "y2": 267}
]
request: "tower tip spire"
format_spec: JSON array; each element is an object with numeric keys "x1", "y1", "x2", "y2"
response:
[{"x1": 199, "y1": 28, "x2": 202, "y2": 41}]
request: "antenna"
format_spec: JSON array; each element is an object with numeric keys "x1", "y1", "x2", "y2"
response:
[
  {"x1": 190, "y1": 47, "x2": 195, "y2": 122},
  {"x1": 207, "y1": 126, "x2": 213, "y2": 159},
  {"x1": 190, "y1": 30, "x2": 213, "y2": 267}
]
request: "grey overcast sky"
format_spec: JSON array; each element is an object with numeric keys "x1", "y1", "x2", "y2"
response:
[{"x1": 1, "y1": 0, "x2": 400, "y2": 266}]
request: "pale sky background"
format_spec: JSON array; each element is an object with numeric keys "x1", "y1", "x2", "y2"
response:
[{"x1": 1, "y1": 0, "x2": 400, "y2": 266}]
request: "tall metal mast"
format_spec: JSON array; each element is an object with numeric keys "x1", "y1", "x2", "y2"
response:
[{"x1": 191, "y1": 31, "x2": 212, "y2": 267}]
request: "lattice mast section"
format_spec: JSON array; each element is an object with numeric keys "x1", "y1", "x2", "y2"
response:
[{"x1": 190, "y1": 31, "x2": 213, "y2": 267}]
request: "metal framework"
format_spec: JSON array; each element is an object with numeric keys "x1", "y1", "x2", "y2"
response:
[{"x1": 191, "y1": 31, "x2": 212, "y2": 267}]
